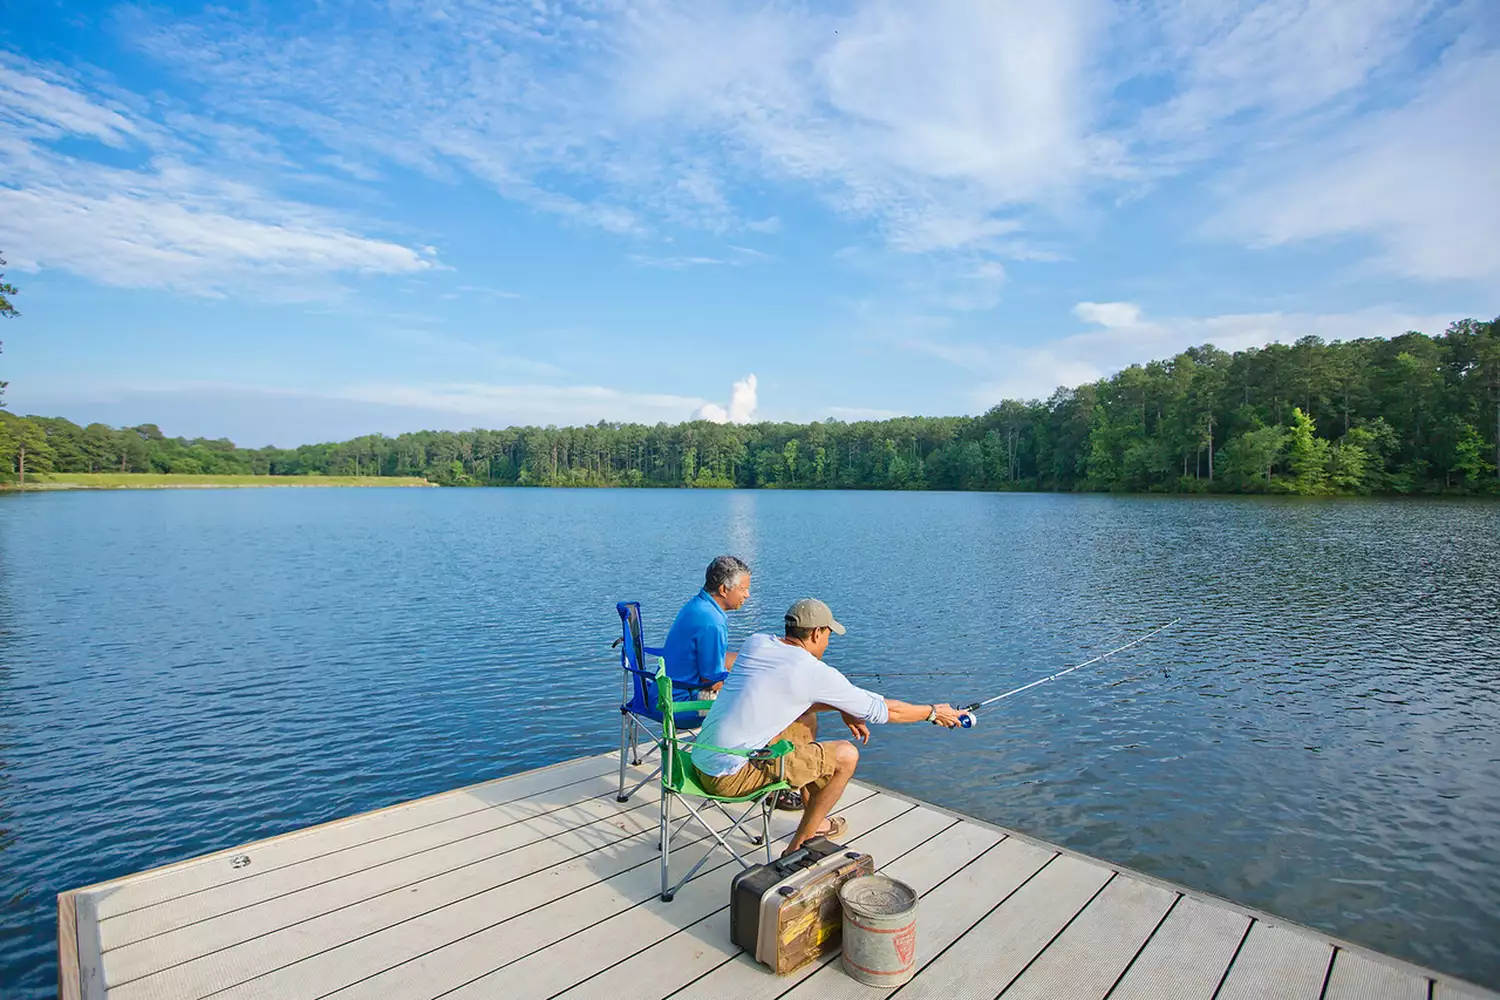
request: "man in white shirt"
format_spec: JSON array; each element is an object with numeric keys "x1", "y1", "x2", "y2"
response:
[{"x1": 692, "y1": 598, "x2": 966, "y2": 854}]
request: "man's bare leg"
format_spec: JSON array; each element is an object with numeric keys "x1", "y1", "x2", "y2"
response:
[
  {"x1": 798, "y1": 708, "x2": 819, "y2": 740},
  {"x1": 785, "y1": 740, "x2": 857, "y2": 853}
]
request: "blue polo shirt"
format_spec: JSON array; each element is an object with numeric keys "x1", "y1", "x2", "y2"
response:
[{"x1": 662, "y1": 590, "x2": 731, "y2": 700}]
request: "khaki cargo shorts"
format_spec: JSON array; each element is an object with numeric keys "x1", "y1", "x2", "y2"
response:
[{"x1": 699, "y1": 716, "x2": 836, "y2": 798}]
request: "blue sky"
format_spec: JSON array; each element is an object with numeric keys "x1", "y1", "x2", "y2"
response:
[{"x1": 1, "y1": 0, "x2": 1496, "y2": 447}]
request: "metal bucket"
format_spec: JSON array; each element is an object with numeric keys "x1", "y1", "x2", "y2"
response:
[{"x1": 838, "y1": 873, "x2": 918, "y2": 988}]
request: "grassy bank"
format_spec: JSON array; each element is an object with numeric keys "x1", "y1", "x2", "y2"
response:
[{"x1": 9, "y1": 473, "x2": 435, "y2": 490}]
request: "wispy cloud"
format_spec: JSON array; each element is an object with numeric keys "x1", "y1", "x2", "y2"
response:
[
  {"x1": 455, "y1": 285, "x2": 523, "y2": 300},
  {"x1": 373, "y1": 329, "x2": 559, "y2": 377},
  {"x1": 13, "y1": 378, "x2": 720, "y2": 446},
  {"x1": 0, "y1": 61, "x2": 139, "y2": 145},
  {"x1": 0, "y1": 55, "x2": 436, "y2": 297},
  {"x1": 825, "y1": 405, "x2": 908, "y2": 421},
  {"x1": 4, "y1": 0, "x2": 1492, "y2": 321},
  {"x1": 1209, "y1": 47, "x2": 1500, "y2": 283},
  {"x1": 337, "y1": 381, "x2": 714, "y2": 425},
  {"x1": 629, "y1": 245, "x2": 773, "y2": 269},
  {"x1": 1122, "y1": 0, "x2": 1443, "y2": 157},
  {"x1": 909, "y1": 302, "x2": 1470, "y2": 406},
  {"x1": 102, "y1": 0, "x2": 1497, "y2": 299}
]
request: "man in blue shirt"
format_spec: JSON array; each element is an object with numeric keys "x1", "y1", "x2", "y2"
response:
[{"x1": 662, "y1": 555, "x2": 751, "y2": 702}]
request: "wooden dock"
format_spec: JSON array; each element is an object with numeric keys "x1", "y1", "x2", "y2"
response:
[{"x1": 59, "y1": 750, "x2": 1497, "y2": 1000}]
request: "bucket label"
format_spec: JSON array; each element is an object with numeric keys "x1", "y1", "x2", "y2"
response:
[{"x1": 894, "y1": 924, "x2": 916, "y2": 965}]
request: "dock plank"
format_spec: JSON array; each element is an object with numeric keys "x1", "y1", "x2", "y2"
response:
[
  {"x1": 102, "y1": 790, "x2": 665, "y2": 984},
  {"x1": 546, "y1": 806, "x2": 960, "y2": 1000},
  {"x1": 1323, "y1": 948, "x2": 1428, "y2": 1000},
  {"x1": 999, "y1": 875, "x2": 1177, "y2": 1000},
  {"x1": 237, "y1": 787, "x2": 877, "y2": 1000},
  {"x1": 442, "y1": 795, "x2": 920, "y2": 1000},
  {"x1": 100, "y1": 771, "x2": 658, "y2": 953},
  {"x1": 890, "y1": 853, "x2": 1114, "y2": 999},
  {"x1": 57, "y1": 892, "x2": 81, "y2": 1000},
  {"x1": 86, "y1": 753, "x2": 618, "y2": 921},
  {"x1": 1103, "y1": 894, "x2": 1250, "y2": 1000},
  {"x1": 769, "y1": 827, "x2": 1054, "y2": 1000},
  {"x1": 1436, "y1": 982, "x2": 1500, "y2": 1000},
  {"x1": 1214, "y1": 921, "x2": 1334, "y2": 1000},
  {"x1": 110, "y1": 780, "x2": 820, "y2": 1000},
  {"x1": 58, "y1": 752, "x2": 1500, "y2": 1000}
]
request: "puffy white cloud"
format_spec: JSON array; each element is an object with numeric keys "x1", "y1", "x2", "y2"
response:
[{"x1": 696, "y1": 374, "x2": 759, "y2": 424}]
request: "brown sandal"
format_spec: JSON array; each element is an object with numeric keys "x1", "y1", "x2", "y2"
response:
[
  {"x1": 816, "y1": 815, "x2": 848, "y2": 842},
  {"x1": 781, "y1": 815, "x2": 849, "y2": 857}
]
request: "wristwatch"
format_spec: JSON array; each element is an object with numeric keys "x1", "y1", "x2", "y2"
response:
[{"x1": 926, "y1": 705, "x2": 938, "y2": 724}]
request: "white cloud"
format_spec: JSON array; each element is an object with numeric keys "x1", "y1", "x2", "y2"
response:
[
  {"x1": 371, "y1": 329, "x2": 559, "y2": 377},
  {"x1": 696, "y1": 373, "x2": 759, "y2": 424},
  {"x1": 825, "y1": 405, "x2": 908, "y2": 420},
  {"x1": 0, "y1": 57, "x2": 436, "y2": 296},
  {"x1": 340, "y1": 381, "x2": 713, "y2": 426},
  {"x1": 1210, "y1": 48, "x2": 1500, "y2": 282},
  {"x1": 0, "y1": 184, "x2": 433, "y2": 296},
  {"x1": 913, "y1": 302, "x2": 1469, "y2": 405},
  {"x1": 1072, "y1": 301, "x2": 1143, "y2": 327},
  {"x1": 8, "y1": 0, "x2": 1494, "y2": 308},
  {"x1": 607, "y1": 0, "x2": 1115, "y2": 264},
  {"x1": 13, "y1": 378, "x2": 719, "y2": 445},
  {"x1": 117, "y1": 0, "x2": 1113, "y2": 279},
  {"x1": 1125, "y1": 0, "x2": 1439, "y2": 155},
  {"x1": 455, "y1": 285, "x2": 523, "y2": 300},
  {"x1": 629, "y1": 245, "x2": 774, "y2": 269},
  {"x1": 0, "y1": 60, "x2": 139, "y2": 145}
]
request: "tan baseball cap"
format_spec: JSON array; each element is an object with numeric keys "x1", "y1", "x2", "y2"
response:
[{"x1": 785, "y1": 598, "x2": 846, "y2": 635}]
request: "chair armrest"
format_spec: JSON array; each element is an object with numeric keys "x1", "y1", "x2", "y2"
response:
[
  {"x1": 673, "y1": 700, "x2": 715, "y2": 712},
  {"x1": 644, "y1": 646, "x2": 666, "y2": 657},
  {"x1": 750, "y1": 739, "x2": 794, "y2": 760},
  {"x1": 680, "y1": 737, "x2": 794, "y2": 759}
]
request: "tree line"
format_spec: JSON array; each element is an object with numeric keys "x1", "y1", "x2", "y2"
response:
[{"x1": 3, "y1": 318, "x2": 1498, "y2": 495}]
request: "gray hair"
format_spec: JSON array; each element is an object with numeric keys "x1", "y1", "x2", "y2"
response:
[{"x1": 704, "y1": 555, "x2": 751, "y2": 594}]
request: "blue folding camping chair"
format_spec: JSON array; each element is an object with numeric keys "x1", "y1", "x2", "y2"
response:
[{"x1": 615, "y1": 601, "x2": 707, "y2": 802}]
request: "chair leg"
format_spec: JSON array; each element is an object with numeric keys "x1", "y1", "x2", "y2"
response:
[
  {"x1": 621, "y1": 763, "x2": 661, "y2": 803},
  {"x1": 631, "y1": 718, "x2": 642, "y2": 766},
  {"x1": 761, "y1": 798, "x2": 772, "y2": 860},
  {"x1": 660, "y1": 792, "x2": 674, "y2": 902},
  {"x1": 617, "y1": 713, "x2": 631, "y2": 802}
]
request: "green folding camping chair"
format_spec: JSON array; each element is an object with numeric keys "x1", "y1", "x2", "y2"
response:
[{"x1": 652, "y1": 665, "x2": 794, "y2": 902}]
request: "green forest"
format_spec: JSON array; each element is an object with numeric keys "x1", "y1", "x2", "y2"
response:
[{"x1": 3, "y1": 318, "x2": 1498, "y2": 495}]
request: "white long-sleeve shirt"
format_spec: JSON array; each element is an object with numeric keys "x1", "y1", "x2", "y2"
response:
[{"x1": 690, "y1": 632, "x2": 889, "y2": 777}]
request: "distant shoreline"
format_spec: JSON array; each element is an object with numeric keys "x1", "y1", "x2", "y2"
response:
[{"x1": 5, "y1": 473, "x2": 435, "y2": 490}]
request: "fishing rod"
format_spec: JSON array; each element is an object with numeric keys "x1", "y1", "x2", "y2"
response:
[{"x1": 951, "y1": 619, "x2": 1179, "y2": 729}]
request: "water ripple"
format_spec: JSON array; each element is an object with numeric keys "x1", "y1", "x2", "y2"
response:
[{"x1": 0, "y1": 490, "x2": 1497, "y2": 996}]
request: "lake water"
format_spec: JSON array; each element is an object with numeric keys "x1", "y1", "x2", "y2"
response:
[{"x1": 1, "y1": 488, "x2": 1498, "y2": 996}]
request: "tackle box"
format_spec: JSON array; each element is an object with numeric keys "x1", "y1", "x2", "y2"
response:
[{"x1": 728, "y1": 836, "x2": 875, "y2": 975}]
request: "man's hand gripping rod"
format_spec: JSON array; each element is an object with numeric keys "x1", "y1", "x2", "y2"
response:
[{"x1": 950, "y1": 619, "x2": 1180, "y2": 729}]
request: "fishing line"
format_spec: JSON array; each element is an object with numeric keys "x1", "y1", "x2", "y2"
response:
[
  {"x1": 860, "y1": 623, "x2": 1147, "y2": 684},
  {"x1": 951, "y1": 619, "x2": 1180, "y2": 728}
]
